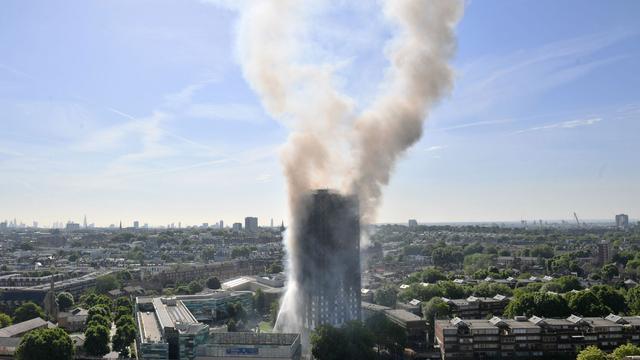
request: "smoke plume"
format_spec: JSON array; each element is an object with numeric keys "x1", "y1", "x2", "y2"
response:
[{"x1": 219, "y1": 0, "x2": 463, "y2": 332}]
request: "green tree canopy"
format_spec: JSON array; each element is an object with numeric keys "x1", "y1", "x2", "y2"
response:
[
  {"x1": 576, "y1": 345, "x2": 607, "y2": 360},
  {"x1": 611, "y1": 343, "x2": 640, "y2": 360},
  {"x1": 504, "y1": 292, "x2": 570, "y2": 318},
  {"x1": 95, "y1": 274, "x2": 120, "y2": 294},
  {"x1": 84, "y1": 324, "x2": 111, "y2": 356},
  {"x1": 365, "y1": 313, "x2": 406, "y2": 357},
  {"x1": 423, "y1": 297, "x2": 450, "y2": 339},
  {"x1": 311, "y1": 321, "x2": 375, "y2": 360},
  {"x1": 15, "y1": 327, "x2": 74, "y2": 360},
  {"x1": 566, "y1": 291, "x2": 610, "y2": 317},
  {"x1": 56, "y1": 292, "x2": 74, "y2": 312},
  {"x1": 188, "y1": 280, "x2": 203, "y2": 294},
  {"x1": 206, "y1": 276, "x2": 221, "y2": 290},
  {"x1": 0, "y1": 312, "x2": 12, "y2": 328},
  {"x1": 13, "y1": 302, "x2": 45, "y2": 323},
  {"x1": 374, "y1": 285, "x2": 398, "y2": 307}
]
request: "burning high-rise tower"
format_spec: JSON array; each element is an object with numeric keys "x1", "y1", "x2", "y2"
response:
[{"x1": 297, "y1": 189, "x2": 361, "y2": 329}]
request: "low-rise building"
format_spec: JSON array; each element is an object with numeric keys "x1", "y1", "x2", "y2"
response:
[
  {"x1": 194, "y1": 332, "x2": 301, "y2": 359},
  {"x1": 443, "y1": 295, "x2": 510, "y2": 319},
  {"x1": 136, "y1": 293, "x2": 299, "y2": 360},
  {"x1": 435, "y1": 314, "x2": 640, "y2": 359},
  {"x1": 57, "y1": 307, "x2": 89, "y2": 332}
]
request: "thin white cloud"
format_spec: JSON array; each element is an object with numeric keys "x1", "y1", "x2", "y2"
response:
[
  {"x1": 186, "y1": 102, "x2": 265, "y2": 123},
  {"x1": 514, "y1": 117, "x2": 602, "y2": 134},
  {"x1": 435, "y1": 30, "x2": 633, "y2": 122},
  {"x1": 435, "y1": 119, "x2": 512, "y2": 131},
  {"x1": 424, "y1": 145, "x2": 447, "y2": 152}
]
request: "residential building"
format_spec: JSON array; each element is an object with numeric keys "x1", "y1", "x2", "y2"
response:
[
  {"x1": 194, "y1": 332, "x2": 301, "y2": 359},
  {"x1": 408, "y1": 219, "x2": 418, "y2": 228},
  {"x1": 435, "y1": 314, "x2": 640, "y2": 359},
  {"x1": 598, "y1": 240, "x2": 610, "y2": 265},
  {"x1": 57, "y1": 307, "x2": 89, "y2": 332},
  {"x1": 444, "y1": 295, "x2": 511, "y2": 319},
  {"x1": 298, "y1": 189, "x2": 361, "y2": 329},
  {"x1": 616, "y1": 214, "x2": 629, "y2": 229},
  {"x1": 244, "y1": 217, "x2": 258, "y2": 232}
]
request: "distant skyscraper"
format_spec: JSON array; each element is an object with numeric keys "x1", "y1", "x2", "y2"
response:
[
  {"x1": 245, "y1": 217, "x2": 258, "y2": 232},
  {"x1": 0, "y1": 221, "x2": 7, "y2": 230},
  {"x1": 83, "y1": 215, "x2": 87, "y2": 229},
  {"x1": 66, "y1": 222, "x2": 80, "y2": 230},
  {"x1": 616, "y1": 214, "x2": 629, "y2": 229},
  {"x1": 298, "y1": 189, "x2": 361, "y2": 329},
  {"x1": 32, "y1": 221, "x2": 38, "y2": 228},
  {"x1": 271, "y1": 218, "x2": 274, "y2": 228},
  {"x1": 219, "y1": 220, "x2": 224, "y2": 229},
  {"x1": 133, "y1": 221, "x2": 139, "y2": 229},
  {"x1": 232, "y1": 223, "x2": 242, "y2": 231},
  {"x1": 408, "y1": 219, "x2": 418, "y2": 228}
]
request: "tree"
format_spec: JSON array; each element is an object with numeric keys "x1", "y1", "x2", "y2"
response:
[
  {"x1": 87, "y1": 306, "x2": 112, "y2": 325},
  {"x1": 341, "y1": 321, "x2": 376, "y2": 359},
  {"x1": 115, "y1": 297, "x2": 132, "y2": 310},
  {"x1": 566, "y1": 291, "x2": 610, "y2": 317},
  {"x1": 602, "y1": 263, "x2": 619, "y2": 281},
  {"x1": 545, "y1": 276, "x2": 582, "y2": 293},
  {"x1": 267, "y1": 261, "x2": 283, "y2": 274},
  {"x1": 113, "y1": 322, "x2": 137, "y2": 354},
  {"x1": 84, "y1": 324, "x2": 111, "y2": 356},
  {"x1": 206, "y1": 277, "x2": 221, "y2": 290},
  {"x1": 95, "y1": 274, "x2": 120, "y2": 294},
  {"x1": 15, "y1": 327, "x2": 74, "y2": 360},
  {"x1": 269, "y1": 300, "x2": 279, "y2": 326},
  {"x1": 611, "y1": 343, "x2": 640, "y2": 360},
  {"x1": 188, "y1": 280, "x2": 203, "y2": 294},
  {"x1": 201, "y1": 247, "x2": 216, "y2": 262},
  {"x1": 628, "y1": 286, "x2": 640, "y2": 315},
  {"x1": 87, "y1": 313, "x2": 111, "y2": 329},
  {"x1": 423, "y1": 298, "x2": 450, "y2": 339},
  {"x1": 226, "y1": 302, "x2": 247, "y2": 322},
  {"x1": 253, "y1": 289, "x2": 267, "y2": 315},
  {"x1": 374, "y1": 285, "x2": 398, "y2": 307},
  {"x1": 504, "y1": 292, "x2": 570, "y2": 318},
  {"x1": 0, "y1": 312, "x2": 11, "y2": 328},
  {"x1": 591, "y1": 285, "x2": 627, "y2": 314},
  {"x1": 311, "y1": 322, "x2": 375, "y2": 360},
  {"x1": 472, "y1": 282, "x2": 513, "y2": 297},
  {"x1": 13, "y1": 302, "x2": 45, "y2": 323},
  {"x1": 463, "y1": 254, "x2": 496, "y2": 274},
  {"x1": 531, "y1": 244, "x2": 554, "y2": 258},
  {"x1": 366, "y1": 313, "x2": 406, "y2": 357},
  {"x1": 56, "y1": 292, "x2": 74, "y2": 312},
  {"x1": 576, "y1": 345, "x2": 607, "y2": 360}
]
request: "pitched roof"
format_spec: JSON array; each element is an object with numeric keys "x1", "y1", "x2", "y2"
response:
[{"x1": 0, "y1": 317, "x2": 54, "y2": 337}]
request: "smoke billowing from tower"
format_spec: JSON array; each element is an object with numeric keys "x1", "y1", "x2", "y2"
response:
[{"x1": 215, "y1": 0, "x2": 463, "y2": 332}]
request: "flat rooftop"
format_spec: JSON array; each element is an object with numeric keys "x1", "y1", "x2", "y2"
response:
[{"x1": 138, "y1": 311, "x2": 162, "y2": 343}]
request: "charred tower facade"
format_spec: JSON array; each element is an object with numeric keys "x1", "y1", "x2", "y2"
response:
[{"x1": 298, "y1": 189, "x2": 361, "y2": 329}]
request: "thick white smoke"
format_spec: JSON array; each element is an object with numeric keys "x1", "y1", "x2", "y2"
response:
[{"x1": 216, "y1": 0, "x2": 463, "y2": 332}]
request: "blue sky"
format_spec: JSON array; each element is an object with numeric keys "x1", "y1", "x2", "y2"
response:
[{"x1": 0, "y1": 0, "x2": 638, "y2": 227}]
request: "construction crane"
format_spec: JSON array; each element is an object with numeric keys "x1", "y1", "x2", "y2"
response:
[{"x1": 573, "y1": 212, "x2": 581, "y2": 227}]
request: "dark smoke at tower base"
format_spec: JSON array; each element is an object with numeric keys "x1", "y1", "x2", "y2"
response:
[{"x1": 211, "y1": 0, "x2": 464, "y2": 333}]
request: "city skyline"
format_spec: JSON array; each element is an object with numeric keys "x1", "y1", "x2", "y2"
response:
[{"x1": 1, "y1": 0, "x2": 639, "y2": 225}]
